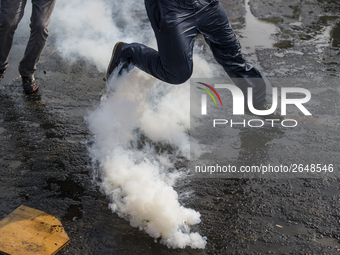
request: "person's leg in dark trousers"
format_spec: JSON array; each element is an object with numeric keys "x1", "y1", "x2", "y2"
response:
[
  {"x1": 19, "y1": 0, "x2": 56, "y2": 77},
  {"x1": 109, "y1": 0, "x2": 282, "y2": 119},
  {"x1": 197, "y1": 1, "x2": 266, "y2": 107},
  {"x1": 116, "y1": 0, "x2": 265, "y2": 105},
  {"x1": 0, "y1": 0, "x2": 27, "y2": 71},
  {"x1": 116, "y1": 0, "x2": 199, "y2": 84}
]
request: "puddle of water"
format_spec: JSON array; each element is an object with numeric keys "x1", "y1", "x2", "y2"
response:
[
  {"x1": 268, "y1": 137, "x2": 302, "y2": 147},
  {"x1": 316, "y1": 237, "x2": 340, "y2": 249},
  {"x1": 39, "y1": 123, "x2": 64, "y2": 139},
  {"x1": 4, "y1": 115, "x2": 19, "y2": 122},
  {"x1": 239, "y1": 0, "x2": 279, "y2": 53},
  {"x1": 62, "y1": 204, "x2": 83, "y2": 223},
  {"x1": 25, "y1": 94, "x2": 43, "y2": 103},
  {"x1": 9, "y1": 161, "x2": 22, "y2": 168},
  {"x1": 248, "y1": 242, "x2": 298, "y2": 254},
  {"x1": 273, "y1": 220, "x2": 340, "y2": 249},
  {"x1": 273, "y1": 222, "x2": 310, "y2": 236},
  {"x1": 45, "y1": 177, "x2": 85, "y2": 202},
  {"x1": 45, "y1": 132, "x2": 64, "y2": 139},
  {"x1": 330, "y1": 22, "x2": 340, "y2": 47},
  {"x1": 273, "y1": 40, "x2": 294, "y2": 49},
  {"x1": 319, "y1": 188, "x2": 340, "y2": 197},
  {"x1": 239, "y1": 128, "x2": 285, "y2": 149},
  {"x1": 304, "y1": 16, "x2": 340, "y2": 49},
  {"x1": 40, "y1": 123, "x2": 56, "y2": 129},
  {"x1": 237, "y1": 1, "x2": 340, "y2": 55}
]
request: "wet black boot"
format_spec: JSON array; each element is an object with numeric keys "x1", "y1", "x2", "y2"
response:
[
  {"x1": 22, "y1": 75, "x2": 39, "y2": 94},
  {"x1": 106, "y1": 42, "x2": 127, "y2": 80}
]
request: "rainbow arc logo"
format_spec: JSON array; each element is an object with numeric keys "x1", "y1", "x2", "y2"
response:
[{"x1": 196, "y1": 82, "x2": 223, "y2": 106}]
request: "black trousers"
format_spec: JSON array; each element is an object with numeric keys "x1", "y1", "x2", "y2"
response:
[{"x1": 118, "y1": 0, "x2": 266, "y2": 106}]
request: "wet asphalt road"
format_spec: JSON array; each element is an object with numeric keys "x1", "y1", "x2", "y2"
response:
[{"x1": 1, "y1": 0, "x2": 340, "y2": 254}]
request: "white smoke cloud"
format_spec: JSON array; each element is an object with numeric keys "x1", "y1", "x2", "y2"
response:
[
  {"x1": 86, "y1": 70, "x2": 209, "y2": 248},
  {"x1": 52, "y1": 0, "x2": 216, "y2": 249},
  {"x1": 51, "y1": 0, "x2": 153, "y2": 71}
]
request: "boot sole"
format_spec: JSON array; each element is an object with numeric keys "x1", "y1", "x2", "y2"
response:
[
  {"x1": 106, "y1": 42, "x2": 125, "y2": 80},
  {"x1": 25, "y1": 84, "x2": 39, "y2": 94}
]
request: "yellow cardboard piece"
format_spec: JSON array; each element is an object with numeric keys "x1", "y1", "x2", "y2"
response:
[{"x1": 0, "y1": 205, "x2": 70, "y2": 255}]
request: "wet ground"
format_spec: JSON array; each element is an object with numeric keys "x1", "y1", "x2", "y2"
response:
[{"x1": 1, "y1": 0, "x2": 340, "y2": 254}]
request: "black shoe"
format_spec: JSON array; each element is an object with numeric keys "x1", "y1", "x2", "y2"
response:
[
  {"x1": 245, "y1": 102, "x2": 285, "y2": 122},
  {"x1": 22, "y1": 75, "x2": 39, "y2": 94},
  {"x1": 0, "y1": 69, "x2": 6, "y2": 80},
  {"x1": 106, "y1": 42, "x2": 126, "y2": 80}
]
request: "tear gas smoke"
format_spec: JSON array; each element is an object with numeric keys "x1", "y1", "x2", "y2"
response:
[{"x1": 52, "y1": 0, "x2": 216, "y2": 249}]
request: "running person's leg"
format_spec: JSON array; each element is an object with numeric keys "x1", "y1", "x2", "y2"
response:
[
  {"x1": 18, "y1": 0, "x2": 56, "y2": 77},
  {"x1": 197, "y1": 1, "x2": 266, "y2": 107},
  {"x1": 110, "y1": 0, "x2": 198, "y2": 84},
  {"x1": 0, "y1": 0, "x2": 27, "y2": 71}
]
